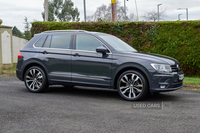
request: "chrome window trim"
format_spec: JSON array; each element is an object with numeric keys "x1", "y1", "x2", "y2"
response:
[
  {"x1": 33, "y1": 33, "x2": 112, "y2": 54},
  {"x1": 72, "y1": 49, "x2": 112, "y2": 55},
  {"x1": 39, "y1": 47, "x2": 72, "y2": 51},
  {"x1": 33, "y1": 34, "x2": 72, "y2": 50}
]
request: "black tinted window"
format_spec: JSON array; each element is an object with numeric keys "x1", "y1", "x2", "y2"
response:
[
  {"x1": 50, "y1": 34, "x2": 71, "y2": 49},
  {"x1": 76, "y1": 34, "x2": 103, "y2": 51},
  {"x1": 43, "y1": 35, "x2": 51, "y2": 48},
  {"x1": 35, "y1": 36, "x2": 47, "y2": 47}
]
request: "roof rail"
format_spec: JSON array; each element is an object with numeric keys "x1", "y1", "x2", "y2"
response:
[{"x1": 43, "y1": 30, "x2": 87, "y2": 33}]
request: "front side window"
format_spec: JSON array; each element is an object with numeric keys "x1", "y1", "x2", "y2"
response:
[
  {"x1": 99, "y1": 35, "x2": 137, "y2": 52},
  {"x1": 35, "y1": 36, "x2": 47, "y2": 47},
  {"x1": 50, "y1": 34, "x2": 71, "y2": 49},
  {"x1": 76, "y1": 34, "x2": 103, "y2": 52}
]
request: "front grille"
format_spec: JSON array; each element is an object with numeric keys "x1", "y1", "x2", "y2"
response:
[{"x1": 171, "y1": 64, "x2": 181, "y2": 72}]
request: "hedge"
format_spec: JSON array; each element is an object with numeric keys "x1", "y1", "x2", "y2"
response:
[{"x1": 31, "y1": 21, "x2": 200, "y2": 76}]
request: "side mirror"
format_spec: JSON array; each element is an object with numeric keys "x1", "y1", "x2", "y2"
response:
[{"x1": 96, "y1": 46, "x2": 107, "y2": 55}]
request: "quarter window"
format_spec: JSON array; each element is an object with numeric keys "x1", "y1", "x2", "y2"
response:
[
  {"x1": 35, "y1": 36, "x2": 47, "y2": 47},
  {"x1": 76, "y1": 34, "x2": 103, "y2": 52},
  {"x1": 50, "y1": 34, "x2": 71, "y2": 49}
]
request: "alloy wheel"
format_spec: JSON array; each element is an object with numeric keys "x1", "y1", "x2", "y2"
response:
[
  {"x1": 118, "y1": 73, "x2": 143, "y2": 99},
  {"x1": 25, "y1": 68, "x2": 43, "y2": 91}
]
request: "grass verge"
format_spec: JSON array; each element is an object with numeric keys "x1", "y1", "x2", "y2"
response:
[
  {"x1": 9, "y1": 68, "x2": 16, "y2": 71},
  {"x1": 183, "y1": 77, "x2": 200, "y2": 84}
]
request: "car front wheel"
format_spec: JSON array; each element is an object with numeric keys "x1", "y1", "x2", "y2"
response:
[
  {"x1": 24, "y1": 66, "x2": 48, "y2": 93},
  {"x1": 117, "y1": 70, "x2": 148, "y2": 101}
]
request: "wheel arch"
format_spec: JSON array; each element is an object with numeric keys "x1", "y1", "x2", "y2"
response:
[
  {"x1": 113, "y1": 64, "x2": 151, "y2": 91},
  {"x1": 22, "y1": 60, "x2": 48, "y2": 81}
]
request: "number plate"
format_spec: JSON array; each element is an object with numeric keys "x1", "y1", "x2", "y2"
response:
[{"x1": 179, "y1": 74, "x2": 184, "y2": 80}]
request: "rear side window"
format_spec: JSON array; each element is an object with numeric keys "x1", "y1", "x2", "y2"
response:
[
  {"x1": 50, "y1": 34, "x2": 71, "y2": 49},
  {"x1": 35, "y1": 36, "x2": 47, "y2": 47}
]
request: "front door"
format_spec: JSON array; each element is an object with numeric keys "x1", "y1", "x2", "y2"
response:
[{"x1": 71, "y1": 34, "x2": 113, "y2": 87}]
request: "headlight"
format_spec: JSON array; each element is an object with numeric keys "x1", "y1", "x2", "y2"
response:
[{"x1": 151, "y1": 63, "x2": 172, "y2": 73}]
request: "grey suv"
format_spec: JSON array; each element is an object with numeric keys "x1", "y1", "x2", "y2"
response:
[{"x1": 16, "y1": 30, "x2": 184, "y2": 101}]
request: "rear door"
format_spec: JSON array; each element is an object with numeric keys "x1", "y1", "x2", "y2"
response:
[
  {"x1": 71, "y1": 34, "x2": 113, "y2": 87},
  {"x1": 38, "y1": 33, "x2": 73, "y2": 83}
]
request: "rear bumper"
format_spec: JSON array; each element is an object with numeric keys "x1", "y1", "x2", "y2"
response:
[
  {"x1": 16, "y1": 57, "x2": 24, "y2": 81},
  {"x1": 16, "y1": 69, "x2": 23, "y2": 81},
  {"x1": 150, "y1": 71, "x2": 184, "y2": 93}
]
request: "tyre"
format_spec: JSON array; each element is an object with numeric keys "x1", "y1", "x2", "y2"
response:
[
  {"x1": 24, "y1": 66, "x2": 49, "y2": 93},
  {"x1": 117, "y1": 70, "x2": 148, "y2": 101}
]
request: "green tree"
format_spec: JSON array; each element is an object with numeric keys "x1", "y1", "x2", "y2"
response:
[
  {"x1": 42, "y1": 0, "x2": 80, "y2": 22},
  {"x1": 12, "y1": 26, "x2": 23, "y2": 37},
  {"x1": 23, "y1": 17, "x2": 31, "y2": 40}
]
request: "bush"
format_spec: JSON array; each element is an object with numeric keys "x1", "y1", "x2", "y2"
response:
[{"x1": 31, "y1": 21, "x2": 200, "y2": 76}]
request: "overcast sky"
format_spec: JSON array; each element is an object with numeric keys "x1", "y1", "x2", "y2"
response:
[{"x1": 0, "y1": 0, "x2": 200, "y2": 32}]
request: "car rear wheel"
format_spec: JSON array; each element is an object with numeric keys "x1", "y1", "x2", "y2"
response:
[
  {"x1": 24, "y1": 66, "x2": 48, "y2": 93},
  {"x1": 117, "y1": 70, "x2": 148, "y2": 101}
]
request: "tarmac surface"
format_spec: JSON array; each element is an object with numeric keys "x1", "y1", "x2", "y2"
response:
[{"x1": 0, "y1": 74, "x2": 200, "y2": 133}]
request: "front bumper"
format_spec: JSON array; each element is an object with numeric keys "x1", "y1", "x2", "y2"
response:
[{"x1": 150, "y1": 71, "x2": 184, "y2": 93}]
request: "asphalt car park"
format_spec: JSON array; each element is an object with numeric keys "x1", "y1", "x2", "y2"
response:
[{"x1": 0, "y1": 75, "x2": 200, "y2": 133}]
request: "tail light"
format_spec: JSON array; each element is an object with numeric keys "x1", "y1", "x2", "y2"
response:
[{"x1": 18, "y1": 52, "x2": 23, "y2": 58}]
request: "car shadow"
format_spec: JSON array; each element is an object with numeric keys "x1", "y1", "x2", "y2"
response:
[
  {"x1": 145, "y1": 93, "x2": 180, "y2": 101},
  {"x1": 46, "y1": 85, "x2": 121, "y2": 100},
  {"x1": 45, "y1": 85, "x2": 182, "y2": 102}
]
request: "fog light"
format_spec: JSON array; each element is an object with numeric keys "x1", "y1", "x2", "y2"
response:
[{"x1": 160, "y1": 85, "x2": 166, "y2": 89}]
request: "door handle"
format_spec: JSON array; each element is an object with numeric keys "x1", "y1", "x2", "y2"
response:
[
  {"x1": 73, "y1": 53, "x2": 80, "y2": 57},
  {"x1": 42, "y1": 51, "x2": 48, "y2": 54}
]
